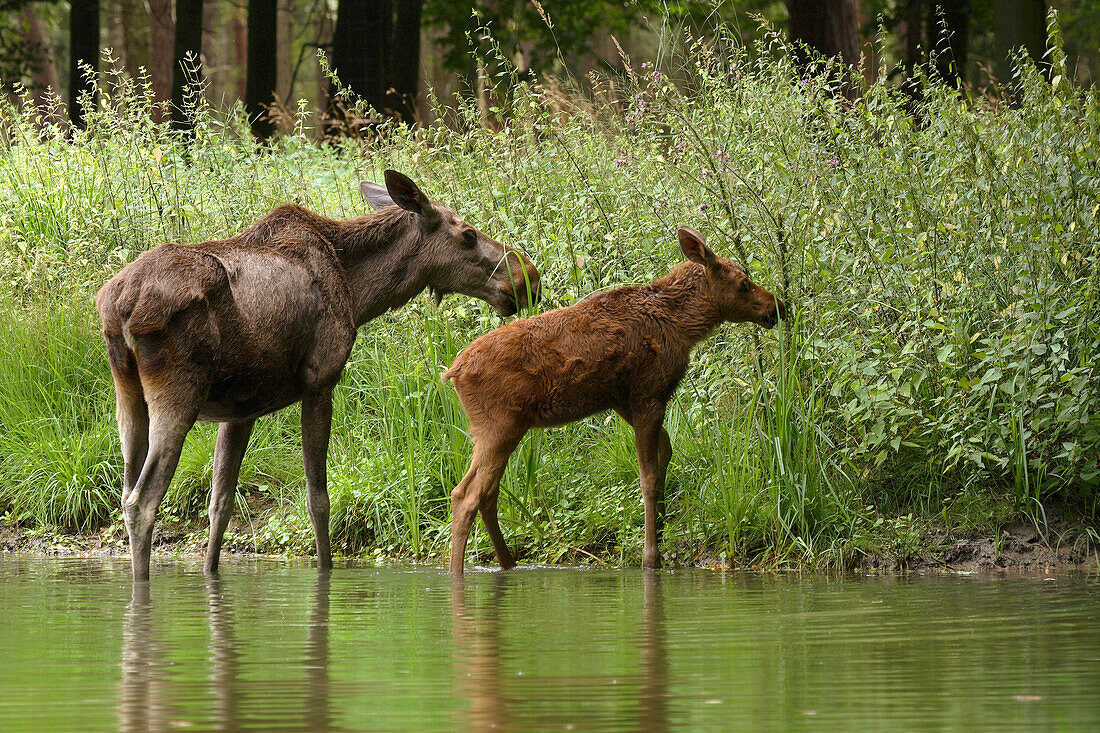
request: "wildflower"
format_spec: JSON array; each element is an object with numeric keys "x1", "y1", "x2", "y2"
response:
[{"x1": 699, "y1": 203, "x2": 709, "y2": 214}]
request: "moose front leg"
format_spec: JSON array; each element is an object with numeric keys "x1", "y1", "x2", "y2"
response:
[
  {"x1": 205, "y1": 419, "x2": 256, "y2": 575},
  {"x1": 633, "y1": 407, "x2": 667, "y2": 569},
  {"x1": 302, "y1": 387, "x2": 334, "y2": 571}
]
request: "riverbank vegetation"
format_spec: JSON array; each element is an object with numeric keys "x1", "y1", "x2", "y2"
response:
[{"x1": 1, "y1": 21, "x2": 1097, "y2": 568}]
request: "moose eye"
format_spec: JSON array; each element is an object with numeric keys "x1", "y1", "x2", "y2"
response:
[
  {"x1": 739, "y1": 279, "x2": 751, "y2": 292},
  {"x1": 462, "y1": 229, "x2": 477, "y2": 247}
]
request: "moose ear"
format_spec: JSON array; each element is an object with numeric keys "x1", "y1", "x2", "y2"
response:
[
  {"x1": 677, "y1": 225, "x2": 717, "y2": 266},
  {"x1": 383, "y1": 169, "x2": 433, "y2": 216},
  {"x1": 360, "y1": 181, "x2": 394, "y2": 211}
]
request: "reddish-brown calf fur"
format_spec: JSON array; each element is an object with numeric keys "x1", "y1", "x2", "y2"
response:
[{"x1": 443, "y1": 226, "x2": 786, "y2": 573}]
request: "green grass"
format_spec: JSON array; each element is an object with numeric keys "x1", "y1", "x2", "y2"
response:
[{"x1": 0, "y1": 19, "x2": 1097, "y2": 567}]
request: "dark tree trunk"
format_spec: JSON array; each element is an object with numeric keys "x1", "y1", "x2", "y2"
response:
[
  {"x1": 331, "y1": 0, "x2": 391, "y2": 119},
  {"x1": 69, "y1": 0, "x2": 100, "y2": 128},
  {"x1": 118, "y1": 0, "x2": 151, "y2": 80},
  {"x1": 148, "y1": 0, "x2": 174, "y2": 120},
  {"x1": 787, "y1": 0, "x2": 861, "y2": 67},
  {"x1": 23, "y1": 7, "x2": 60, "y2": 113},
  {"x1": 995, "y1": 0, "x2": 1048, "y2": 82},
  {"x1": 927, "y1": 0, "x2": 970, "y2": 87},
  {"x1": 246, "y1": 0, "x2": 278, "y2": 139},
  {"x1": 171, "y1": 0, "x2": 204, "y2": 133},
  {"x1": 390, "y1": 0, "x2": 421, "y2": 123}
]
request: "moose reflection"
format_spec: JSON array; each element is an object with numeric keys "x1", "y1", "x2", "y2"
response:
[{"x1": 119, "y1": 573, "x2": 336, "y2": 731}]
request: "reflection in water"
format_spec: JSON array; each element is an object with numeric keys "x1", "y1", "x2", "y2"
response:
[
  {"x1": 44, "y1": 562, "x2": 1098, "y2": 733},
  {"x1": 638, "y1": 571, "x2": 669, "y2": 731},
  {"x1": 449, "y1": 572, "x2": 670, "y2": 732},
  {"x1": 451, "y1": 575, "x2": 509, "y2": 732},
  {"x1": 205, "y1": 578, "x2": 242, "y2": 732},
  {"x1": 119, "y1": 584, "x2": 177, "y2": 733},
  {"x1": 305, "y1": 572, "x2": 333, "y2": 733},
  {"x1": 120, "y1": 572, "x2": 336, "y2": 732}
]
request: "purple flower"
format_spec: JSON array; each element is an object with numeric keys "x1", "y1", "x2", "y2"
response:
[{"x1": 699, "y1": 203, "x2": 710, "y2": 214}]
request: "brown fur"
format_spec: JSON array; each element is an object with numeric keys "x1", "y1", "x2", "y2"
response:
[
  {"x1": 96, "y1": 170, "x2": 540, "y2": 580},
  {"x1": 443, "y1": 226, "x2": 786, "y2": 573}
]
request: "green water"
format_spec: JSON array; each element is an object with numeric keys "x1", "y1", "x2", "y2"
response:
[{"x1": 0, "y1": 558, "x2": 1097, "y2": 732}]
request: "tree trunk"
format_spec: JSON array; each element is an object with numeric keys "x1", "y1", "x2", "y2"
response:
[
  {"x1": 21, "y1": 6, "x2": 60, "y2": 113},
  {"x1": 927, "y1": 0, "x2": 969, "y2": 87},
  {"x1": 148, "y1": 0, "x2": 174, "y2": 119},
  {"x1": 118, "y1": 0, "x2": 151, "y2": 79},
  {"x1": 330, "y1": 0, "x2": 390, "y2": 119},
  {"x1": 247, "y1": 0, "x2": 278, "y2": 139},
  {"x1": 390, "y1": 0, "x2": 421, "y2": 123},
  {"x1": 994, "y1": 0, "x2": 1047, "y2": 82},
  {"x1": 787, "y1": 0, "x2": 861, "y2": 67},
  {"x1": 171, "y1": 0, "x2": 204, "y2": 133},
  {"x1": 69, "y1": 0, "x2": 100, "y2": 128}
]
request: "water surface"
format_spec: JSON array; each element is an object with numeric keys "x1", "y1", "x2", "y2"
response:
[{"x1": 0, "y1": 557, "x2": 1097, "y2": 731}]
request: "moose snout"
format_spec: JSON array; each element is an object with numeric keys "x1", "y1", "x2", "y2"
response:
[{"x1": 508, "y1": 259, "x2": 541, "y2": 310}]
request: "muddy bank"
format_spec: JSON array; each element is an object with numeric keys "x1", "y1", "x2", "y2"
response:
[
  {"x1": 3, "y1": 519, "x2": 1097, "y2": 572},
  {"x1": 860, "y1": 517, "x2": 1099, "y2": 573}
]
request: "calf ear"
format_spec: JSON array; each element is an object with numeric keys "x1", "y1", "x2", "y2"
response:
[
  {"x1": 360, "y1": 181, "x2": 394, "y2": 211},
  {"x1": 383, "y1": 169, "x2": 434, "y2": 217},
  {"x1": 678, "y1": 226, "x2": 718, "y2": 266}
]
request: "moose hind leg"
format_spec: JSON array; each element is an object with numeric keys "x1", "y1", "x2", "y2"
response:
[
  {"x1": 115, "y1": 378, "x2": 149, "y2": 506},
  {"x1": 124, "y1": 405, "x2": 197, "y2": 581},
  {"x1": 204, "y1": 420, "x2": 256, "y2": 575},
  {"x1": 105, "y1": 334, "x2": 149, "y2": 505}
]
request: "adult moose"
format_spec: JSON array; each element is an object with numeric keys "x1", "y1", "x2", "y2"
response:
[
  {"x1": 97, "y1": 170, "x2": 540, "y2": 581},
  {"x1": 443, "y1": 226, "x2": 784, "y2": 573}
]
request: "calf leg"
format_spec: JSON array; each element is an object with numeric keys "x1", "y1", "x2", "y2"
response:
[
  {"x1": 632, "y1": 408, "x2": 667, "y2": 569},
  {"x1": 204, "y1": 419, "x2": 256, "y2": 575},
  {"x1": 302, "y1": 387, "x2": 334, "y2": 570},
  {"x1": 479, "y1": 492, "x2": 516, "y2": 570},
  {"x1": 450, "y1": 431, "x2": 523, "y2": 574},
  {"x1": 123, "y1": 405, "x2": 196, "y2": 581},
  {"x1": 654, "y1": 428, "x2": 672, "y2": 546}
]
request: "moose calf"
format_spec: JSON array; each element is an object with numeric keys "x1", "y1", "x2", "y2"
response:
[{"x1": 443, "y1": 226, "x2": 787, "y2": 573}]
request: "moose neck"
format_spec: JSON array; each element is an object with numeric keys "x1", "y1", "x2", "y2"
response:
[
  {"x1": 650, "y1": 263, "x2": 723, "y2": 349},
  {"x1": 328, "y1": 209, "x2": 433, "y2": 327}
]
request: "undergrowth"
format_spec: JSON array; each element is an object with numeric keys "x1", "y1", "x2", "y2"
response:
[{"x1": 0, "y1": 17, "x2": 1097, "y2": 568}]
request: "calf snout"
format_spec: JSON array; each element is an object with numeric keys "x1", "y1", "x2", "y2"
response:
[{"x1": 760, "y1": 298, "x2": 788, "y2": 329}]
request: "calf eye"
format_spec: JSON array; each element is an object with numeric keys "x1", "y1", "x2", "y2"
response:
[
  {"x1": 739, "y1": 279, "x2": 751, "y2": 292},
  {"x1": 462, "y1": 229, "x2": 477, "y2": 247}
]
